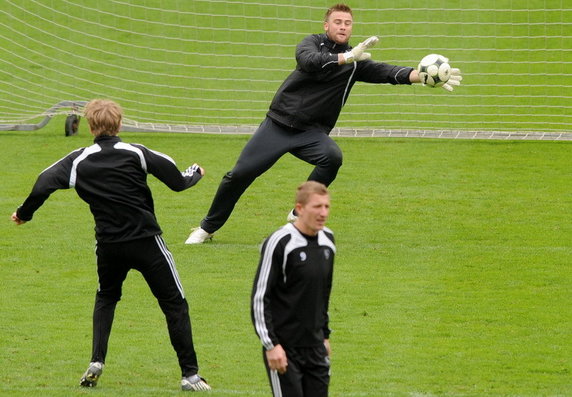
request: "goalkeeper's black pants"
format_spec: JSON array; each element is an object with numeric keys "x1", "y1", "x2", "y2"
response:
[
  {"x1": 91, "y1": 235, "x2": 200, "y2": 377},
  {"x1": 263, "y1": 345, "x2": 330, "y2": 397},
  {"x1": 201, "y1": 117, "x2": 343, "y2": 233}
]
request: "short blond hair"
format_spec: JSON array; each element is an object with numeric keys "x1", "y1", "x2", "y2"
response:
[
  {"x1": 84, "y1": 99, "x2": 123, "y2": 136},
  {"x1": 324, "y1": 3, "x2": 352, "y2": 21},
  {"x1": 295, "y1": 181, "x2": 329, "y2": 206}
]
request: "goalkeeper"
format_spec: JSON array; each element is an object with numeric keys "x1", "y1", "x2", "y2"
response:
[{"x1": 186, "y1": 2, "x2": 462, "y2": 244}]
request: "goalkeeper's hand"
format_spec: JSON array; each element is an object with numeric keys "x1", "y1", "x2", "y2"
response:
[
  {"x1": 442, "y1": 66, "x2": 462, "y2": 92},
  {"x1": 342, "y1": 36, "x2": 379, "y2": 64}
]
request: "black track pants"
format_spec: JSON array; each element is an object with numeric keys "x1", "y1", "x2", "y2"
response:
[
  {"x1": 263, "y1": 345, "x2": 330, "y2": 397},
  {"x1": 201, "y1": 117, "x2": 343, "y2": 233},
  {"x1": 91, "y1": 235, "x2": 199, "y2": 377}
]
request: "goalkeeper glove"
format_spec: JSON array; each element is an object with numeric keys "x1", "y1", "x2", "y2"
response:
[
  {"x1": 342, "y1": 36, "x2": 379, "y2": 64},
  {"x1": 442, "y1": 66, "x2": 462, "y2": 92}
]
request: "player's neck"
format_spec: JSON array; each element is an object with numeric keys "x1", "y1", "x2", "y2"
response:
[{"x1": 293, "y1": 221, "x2": 319, "y2": 237}]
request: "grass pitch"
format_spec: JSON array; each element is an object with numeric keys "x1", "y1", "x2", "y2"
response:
[{"x1": 1, "y1": 125, "x2": 571, "y2": 396}]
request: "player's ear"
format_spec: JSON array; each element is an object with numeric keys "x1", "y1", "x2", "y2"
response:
[{"x1": 295, "y1": 202, "x2": 304, "y2": 216}]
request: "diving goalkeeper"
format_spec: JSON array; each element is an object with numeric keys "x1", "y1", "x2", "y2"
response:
[{"x1": 186, "y1": 2, "x2": 462, "y2": 244}]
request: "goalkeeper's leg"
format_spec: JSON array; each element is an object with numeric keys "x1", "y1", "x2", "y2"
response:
[
  {"x1": 282, "y1": 130, "x2": 342, "y2": 222},
  {"x1": 200, "y1": 118, "x2": 293, "y2": 234},
  {"x1": 291, "y1": 131, "x2": 343, "y2": 187}
]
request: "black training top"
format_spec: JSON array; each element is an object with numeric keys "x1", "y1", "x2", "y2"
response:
[
  {"x1": 251, "y1": 223, "x2": 336, "y2": 349},
  {"x1": 267, "y1": 33, "x2": 414, "y2": 132},
  {"x1": 16, "y1": 135, "x2": 202, "y2": 243}
]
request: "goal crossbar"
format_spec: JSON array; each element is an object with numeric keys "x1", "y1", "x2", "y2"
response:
[{"x1": 2, "y1": 101, "x2": 570, "y2": 141}]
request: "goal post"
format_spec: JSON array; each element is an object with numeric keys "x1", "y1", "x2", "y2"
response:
[{"x1": 0, "y1": 100, "x2": 85, "y2": 132}]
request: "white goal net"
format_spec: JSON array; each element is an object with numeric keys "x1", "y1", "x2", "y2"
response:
[{"x1": 0, "y1": 1, "x2": 570, "y2": 138}]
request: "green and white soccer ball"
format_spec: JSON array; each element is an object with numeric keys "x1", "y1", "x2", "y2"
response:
[{"x1": 417, "y1": 54, "x2": 451, "y2": 88}]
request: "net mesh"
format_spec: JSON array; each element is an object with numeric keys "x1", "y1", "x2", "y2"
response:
[{"x1": 0, "y1": 0, "x2": 570, "y2": 137}]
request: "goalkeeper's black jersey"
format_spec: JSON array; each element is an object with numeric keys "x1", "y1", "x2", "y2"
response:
[
  {"x1": 16, "y1": 135, "x2": 202, "y2": 243},
  {"x1": 267, "y1": 33, "x2": 414, "y2": 132},
  {"x1": 251, "y1": 223, "x2": 336, "y2": 350}
]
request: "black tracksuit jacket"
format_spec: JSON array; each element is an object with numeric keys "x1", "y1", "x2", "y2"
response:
[
  {"x1": 267, "y1": 33, "x2": 415, "y2": 132},
  {"x1": 16, "y1": 135, "x2": 202, "y2": 243},
  {"x1": 251, "y1": 223, "x2": 336, "y2": 350}
]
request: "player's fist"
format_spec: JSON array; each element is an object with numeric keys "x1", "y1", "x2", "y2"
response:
[
  {"x1": 11, "y1": 212, "x2": 26, "y2": 225},
  {"x1": 183, "y1": 163, "x2": 204, "y2": 177}
]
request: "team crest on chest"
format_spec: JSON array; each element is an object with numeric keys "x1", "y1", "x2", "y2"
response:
[
  {"x1": 324, "y1": 249, "x2": 330, "y2": 260},
  {"x1": 299, "y1": 251, "x2": 307, "y2": 261}
]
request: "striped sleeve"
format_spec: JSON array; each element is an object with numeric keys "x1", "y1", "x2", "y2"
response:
[
  {"x1": 129, "y1": 143, "x2": 202, "y2": 192},
  {"x1": 251, "y1": 228, "x2": 290, "y2": 350},
  {"x1": 16, "y1": 148, "x2": 83, "y2": 221}
]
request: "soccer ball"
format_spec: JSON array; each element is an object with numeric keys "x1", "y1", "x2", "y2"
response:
[{"x1": 417, "y1": 54, "x2": 451, "y2": 88}]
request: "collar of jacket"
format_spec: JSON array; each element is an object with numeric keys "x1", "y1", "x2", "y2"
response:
[
  {"x1": 93, "y1": 135, "x2": 121, "y2": 143},
  {"x1": 320, "y1": 33, "x2": 351, "y2": 52}
]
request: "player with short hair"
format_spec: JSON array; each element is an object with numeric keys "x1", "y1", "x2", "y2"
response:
[
  {"x1": 11, "y1": 99, "x2": 211, "y2": 392},
  {"x1": 251, "y1": 181, "x2": 335, "y2": 396},
  {"x1": 185, "y1": 2, "x2": 461, "y2": 244}
]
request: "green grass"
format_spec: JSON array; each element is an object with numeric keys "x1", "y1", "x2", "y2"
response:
[{"x1": 1, "y1": 124, "x2": 571, "y2": 396}]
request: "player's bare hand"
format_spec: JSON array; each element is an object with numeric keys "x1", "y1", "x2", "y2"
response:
[
  {"x1": 193, "y1": 163, "x2": 205, "y2": 176},
  {"x1": 266, "y1": 344, "x2": 288, "y2": 374},
  {"x1": 324, "y1": 339, "x2": 331, "y2": 357},
  {"x1": 11, "y1": 212, "x2": 26, "y2": 225}
]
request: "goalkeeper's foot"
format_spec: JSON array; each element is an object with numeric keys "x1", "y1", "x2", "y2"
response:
[
  {"x1": 181, "y1": 374, "x2": 211, "y2": 391},
  {"x1": 79, "y1": 361, "x2": 104, "y2": 387},
  {"x1": 287, "y1": 209, "x2": 298, "y2": 223},
  {"x1": 185, "y1": 227, "x2": 213, "y2": 244}
]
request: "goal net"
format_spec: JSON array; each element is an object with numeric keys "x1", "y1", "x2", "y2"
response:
[{"x1": 0, "y1": 1, "x2": 570, "y2": 138}]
